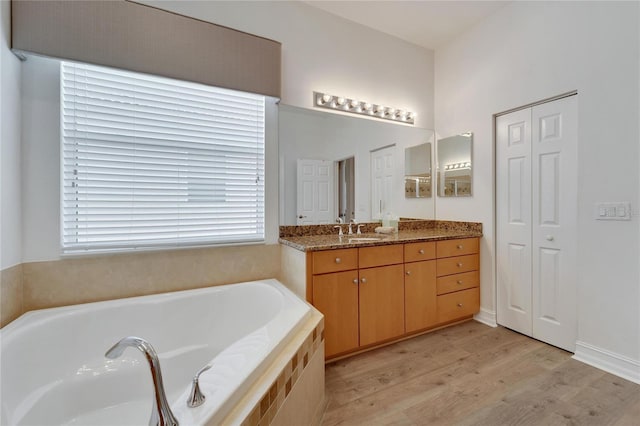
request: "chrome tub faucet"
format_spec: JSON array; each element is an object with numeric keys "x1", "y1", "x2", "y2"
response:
[{"x1": 105, "y1": 336, "x2": 179, "y2": 426}]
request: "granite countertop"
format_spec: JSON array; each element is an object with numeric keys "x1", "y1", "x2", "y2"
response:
[{"x1": 279, "y1": 227, "x2": 483, "y2": 252}]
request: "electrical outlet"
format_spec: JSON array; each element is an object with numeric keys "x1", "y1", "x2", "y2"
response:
[{"x1": 594, "y1": 202, "x2": 631, "y2": 221}]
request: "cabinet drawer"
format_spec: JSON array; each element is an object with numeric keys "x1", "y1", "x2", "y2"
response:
[
  {"x1": 359, "y1": 244, "x2": 403, "y2": 269},
  {"x1": 312, "y1": 248, "x2": 358, "y2": 274},
  {"x1": 437, "y1": 271, "x2": 479, "y2": 295},
  {"x1": 436, "y1": 238, "x2": 479, "y2": 258},
  {"x1": 436, "y1": 287, "x2": 480, "y2": 324},
  {"x1": 404, "y1": 241, "x2": 436, "y2": 263},
  {"x1": 437, "y1": 254, "x2": 479, "y2": 277}
]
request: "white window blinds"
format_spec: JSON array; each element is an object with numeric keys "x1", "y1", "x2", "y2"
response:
[{"x1": 61, "y1": 62, "x2": 265, "y2": 253}]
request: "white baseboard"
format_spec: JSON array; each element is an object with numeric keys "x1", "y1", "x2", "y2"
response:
[
  {"x1": 474, "y1": 308, "x2": 497, "y2": 327},
  {"x1": 573, "y1": 341, "x2": 640, "y2": 385}
]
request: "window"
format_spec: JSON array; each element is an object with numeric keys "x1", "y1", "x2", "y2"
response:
[{"x1": 61, "y1": 62, "x2": 265, "y2": 253}]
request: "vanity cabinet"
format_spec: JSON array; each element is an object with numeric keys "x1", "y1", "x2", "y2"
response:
[
  {"x1": 404, "y1": 242, "x2": 437, "y2": 333},
  {"x1": 308, "y1": 237, "x2": 480, "y2": 360},
  {"x1": 312, "y1": 270, "x2": 359, "y2": 356},
  {"x1": 435, "y1": 238, "x2": 480, "y2": 324},
  {"x1": 311, "y1": 245, "x2": 404, "y2": 357},
  {"x1": 359, "y1": 263, "x2": 405, "y2": 346}
]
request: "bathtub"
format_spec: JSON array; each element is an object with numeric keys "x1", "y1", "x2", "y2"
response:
[{"x1": 0, "y1": 279, "x2": 314, "y2": 425}]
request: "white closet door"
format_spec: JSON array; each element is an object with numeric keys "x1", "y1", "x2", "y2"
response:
[
  {"x1": 497, "y1": 95, "x2": 578, "y2": 353},
  {"x1": 531, "y1": 96, "x2": 578, "y2": 352},
  {"x1": 497, "y1": 108, "x2": 533, "y2": 336}
]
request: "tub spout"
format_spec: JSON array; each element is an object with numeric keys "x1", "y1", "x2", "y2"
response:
[{"x1": 105, "y1": 336, "x2": 179, "y2": 426}]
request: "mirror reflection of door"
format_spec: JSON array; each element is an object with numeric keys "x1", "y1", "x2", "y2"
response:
[
  {"x1": 296, "y1": 159, "x2": 334, "y2": 225},
  {"x1": 337, "y1": 157, "x2": 355, "y2": 222},
  {"x1": 370, "y1": 145, "x2": 395, "y2": 220}
]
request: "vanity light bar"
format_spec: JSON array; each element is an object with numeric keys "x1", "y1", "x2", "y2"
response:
[
  {"x1": 444, "y1": 162, "x2": 472, "y2": 171},
  {"x1": 313, "y1": 91, "x2": 415, "y2": 125}
]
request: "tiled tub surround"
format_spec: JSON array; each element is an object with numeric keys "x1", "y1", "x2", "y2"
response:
[
  {"x1": 1, "y1": 244, "x2": 280, "y2": 327},
  {"x1": 0, "y1": 264, "x2": 23, "y2": 327},
  {"x1": 230, "y1": 314, "x2": 325, "y2": 426},
  {"x1": 1, "y1": 279, "x2": 325, "y2": 425}
]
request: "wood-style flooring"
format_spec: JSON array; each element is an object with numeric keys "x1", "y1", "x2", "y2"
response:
[{"x1": 322, "y1": 321, "x2": 640, "y2": 426}]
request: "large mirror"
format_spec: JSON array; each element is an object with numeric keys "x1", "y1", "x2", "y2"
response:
[
  {"x1": 404, "y1": 143, "x2": 432, "y2": 198},
  {"x1": 437, "y1": 133, "x2": 473, "y2": 197},
  {"x1": 279, "y1": 104, "x2": 435, "y2": 225}
]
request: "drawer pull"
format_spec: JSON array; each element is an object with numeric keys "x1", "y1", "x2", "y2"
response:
[
  {"x1": 418, "y1": 249, "x2": 425, "y2": 254},
  {"x1": 457, "y1": 244, "x2": 463, "y2": 249},
  {"x1": 406, "y1": 270, "x2": 412, "y2": 276},
  {"x1": 457, "y1": 303, "x2": 463, "y2": 308},
  {"x1": 335, "y1": 257, "x2": 341, "y2": 264},
  {"x1": 457, "y1": 280, "x2": 463, "y2": 284},
  {"x1": 457, "y1": 262, "x2": 463, "y2": 267},
  {"x1": 361, "y1": 278, "x2": 367, "y2": 284},
  {"x1": 353, "y1": 278, "x2": 359, "y2": 284}
]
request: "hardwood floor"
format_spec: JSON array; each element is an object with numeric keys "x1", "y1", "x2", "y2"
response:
[{"x1": 322, "y1": 321, "x2": 640, "y2": 425}]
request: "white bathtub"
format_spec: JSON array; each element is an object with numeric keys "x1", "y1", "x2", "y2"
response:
[{"x1": 0, "y1": 279, "x2": 311, "y2": 425}]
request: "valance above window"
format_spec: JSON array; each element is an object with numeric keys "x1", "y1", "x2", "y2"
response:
[{"x1": 12, "y1": 0, "x2": 281, "y2": 98}]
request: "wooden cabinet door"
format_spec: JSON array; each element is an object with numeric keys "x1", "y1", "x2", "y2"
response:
[
  {"x1": 405, "y1": 260, "x2": 437, "y2": 333},
  {"x1": 312, "y1": 271, "x2": 359, "y2": 358},
  {"x1": 436, "y1": 287, "x2": 480, "y2": 324},
  {"x1": 359, "y1": 264, "x2": 405, "y2": 346}
]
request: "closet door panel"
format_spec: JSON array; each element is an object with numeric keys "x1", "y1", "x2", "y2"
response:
[
  {"x1": 496, "y1": 108, "x2": 533, "y2": 336},
  {"x1": 531, "y1": 96, "x2": 578, "y2": 352}
]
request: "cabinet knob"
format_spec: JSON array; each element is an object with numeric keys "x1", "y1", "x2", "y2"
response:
[
  {"x1": 457, "y1": 303, "x2": 463, "y2": 308},
  {"x1": 353, "y1": 278, "x2": 359, "y2": 284},
  {"x1": 406, "y1": 270, "x2": 412, "y2": 276},
  {"x1": 418, "y1": 249, "x2": 425, "y2": 254},
  {"x1": 546, "y1": 235, "x2": 554, "y2": 241},
  {"x1": 457, "y1": 244, "x2": 463, "y2": 249},
  {"x1": 361, "y1": 278, "x2": 367, "y2": 284},
  {"x1": 457, "y1": 280, "x2": 463, "y2": 284},
  {"x1": 457, "y1": 262, "x2": 463, "y2": 267},
  {"x1": 335, "y1": 257, "x2": 341, "y2": 264}
]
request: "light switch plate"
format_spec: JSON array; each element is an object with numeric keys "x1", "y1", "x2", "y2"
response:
[{"x1": 594, "y1": 202, "x2": 631, "y2": 220}]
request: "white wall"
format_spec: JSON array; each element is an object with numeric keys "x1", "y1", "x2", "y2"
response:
[
  {"x1": 141, "y1": 0, "x2": 435, "y2": 129},
  {"x1": 435, "y1": 1, "x2": 640, "y2": 370},
  {"x1": 0, "y1": 0, "x2": 22, "y2": 269},
  {"x1": 20, "y1": 55, "x2": 59, "y2": 262}
]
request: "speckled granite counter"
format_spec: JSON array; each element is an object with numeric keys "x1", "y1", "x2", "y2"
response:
[{"x1": 279, "y1": 220, "x2": 482, "y2": 252}]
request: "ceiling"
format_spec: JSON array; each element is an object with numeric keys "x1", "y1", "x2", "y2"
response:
[{"x1": 302, "y1": 1, "x2": 509, "y2": 50}]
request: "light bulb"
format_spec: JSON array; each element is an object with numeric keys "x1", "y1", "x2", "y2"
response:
[
  {"x1": 363, "y1": 103, "x2": 373, "y2": 111},
  {"x1": 336, "y1": 97, "x2": 346, "y2": 106},
  {"x1": 321, "y1": 94, "x2": 332, "y2": 104},
  {"x1": 349, "y1": 100, "x2": 360, "y2": 109}
]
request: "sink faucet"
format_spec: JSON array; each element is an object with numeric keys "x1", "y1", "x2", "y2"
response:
[
  {"x1": 105, "y1": 336, "x2": 179, "y2": 426},
  {"x1": 348, "y1": 219, "x2": 358, "y2": 235}
]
